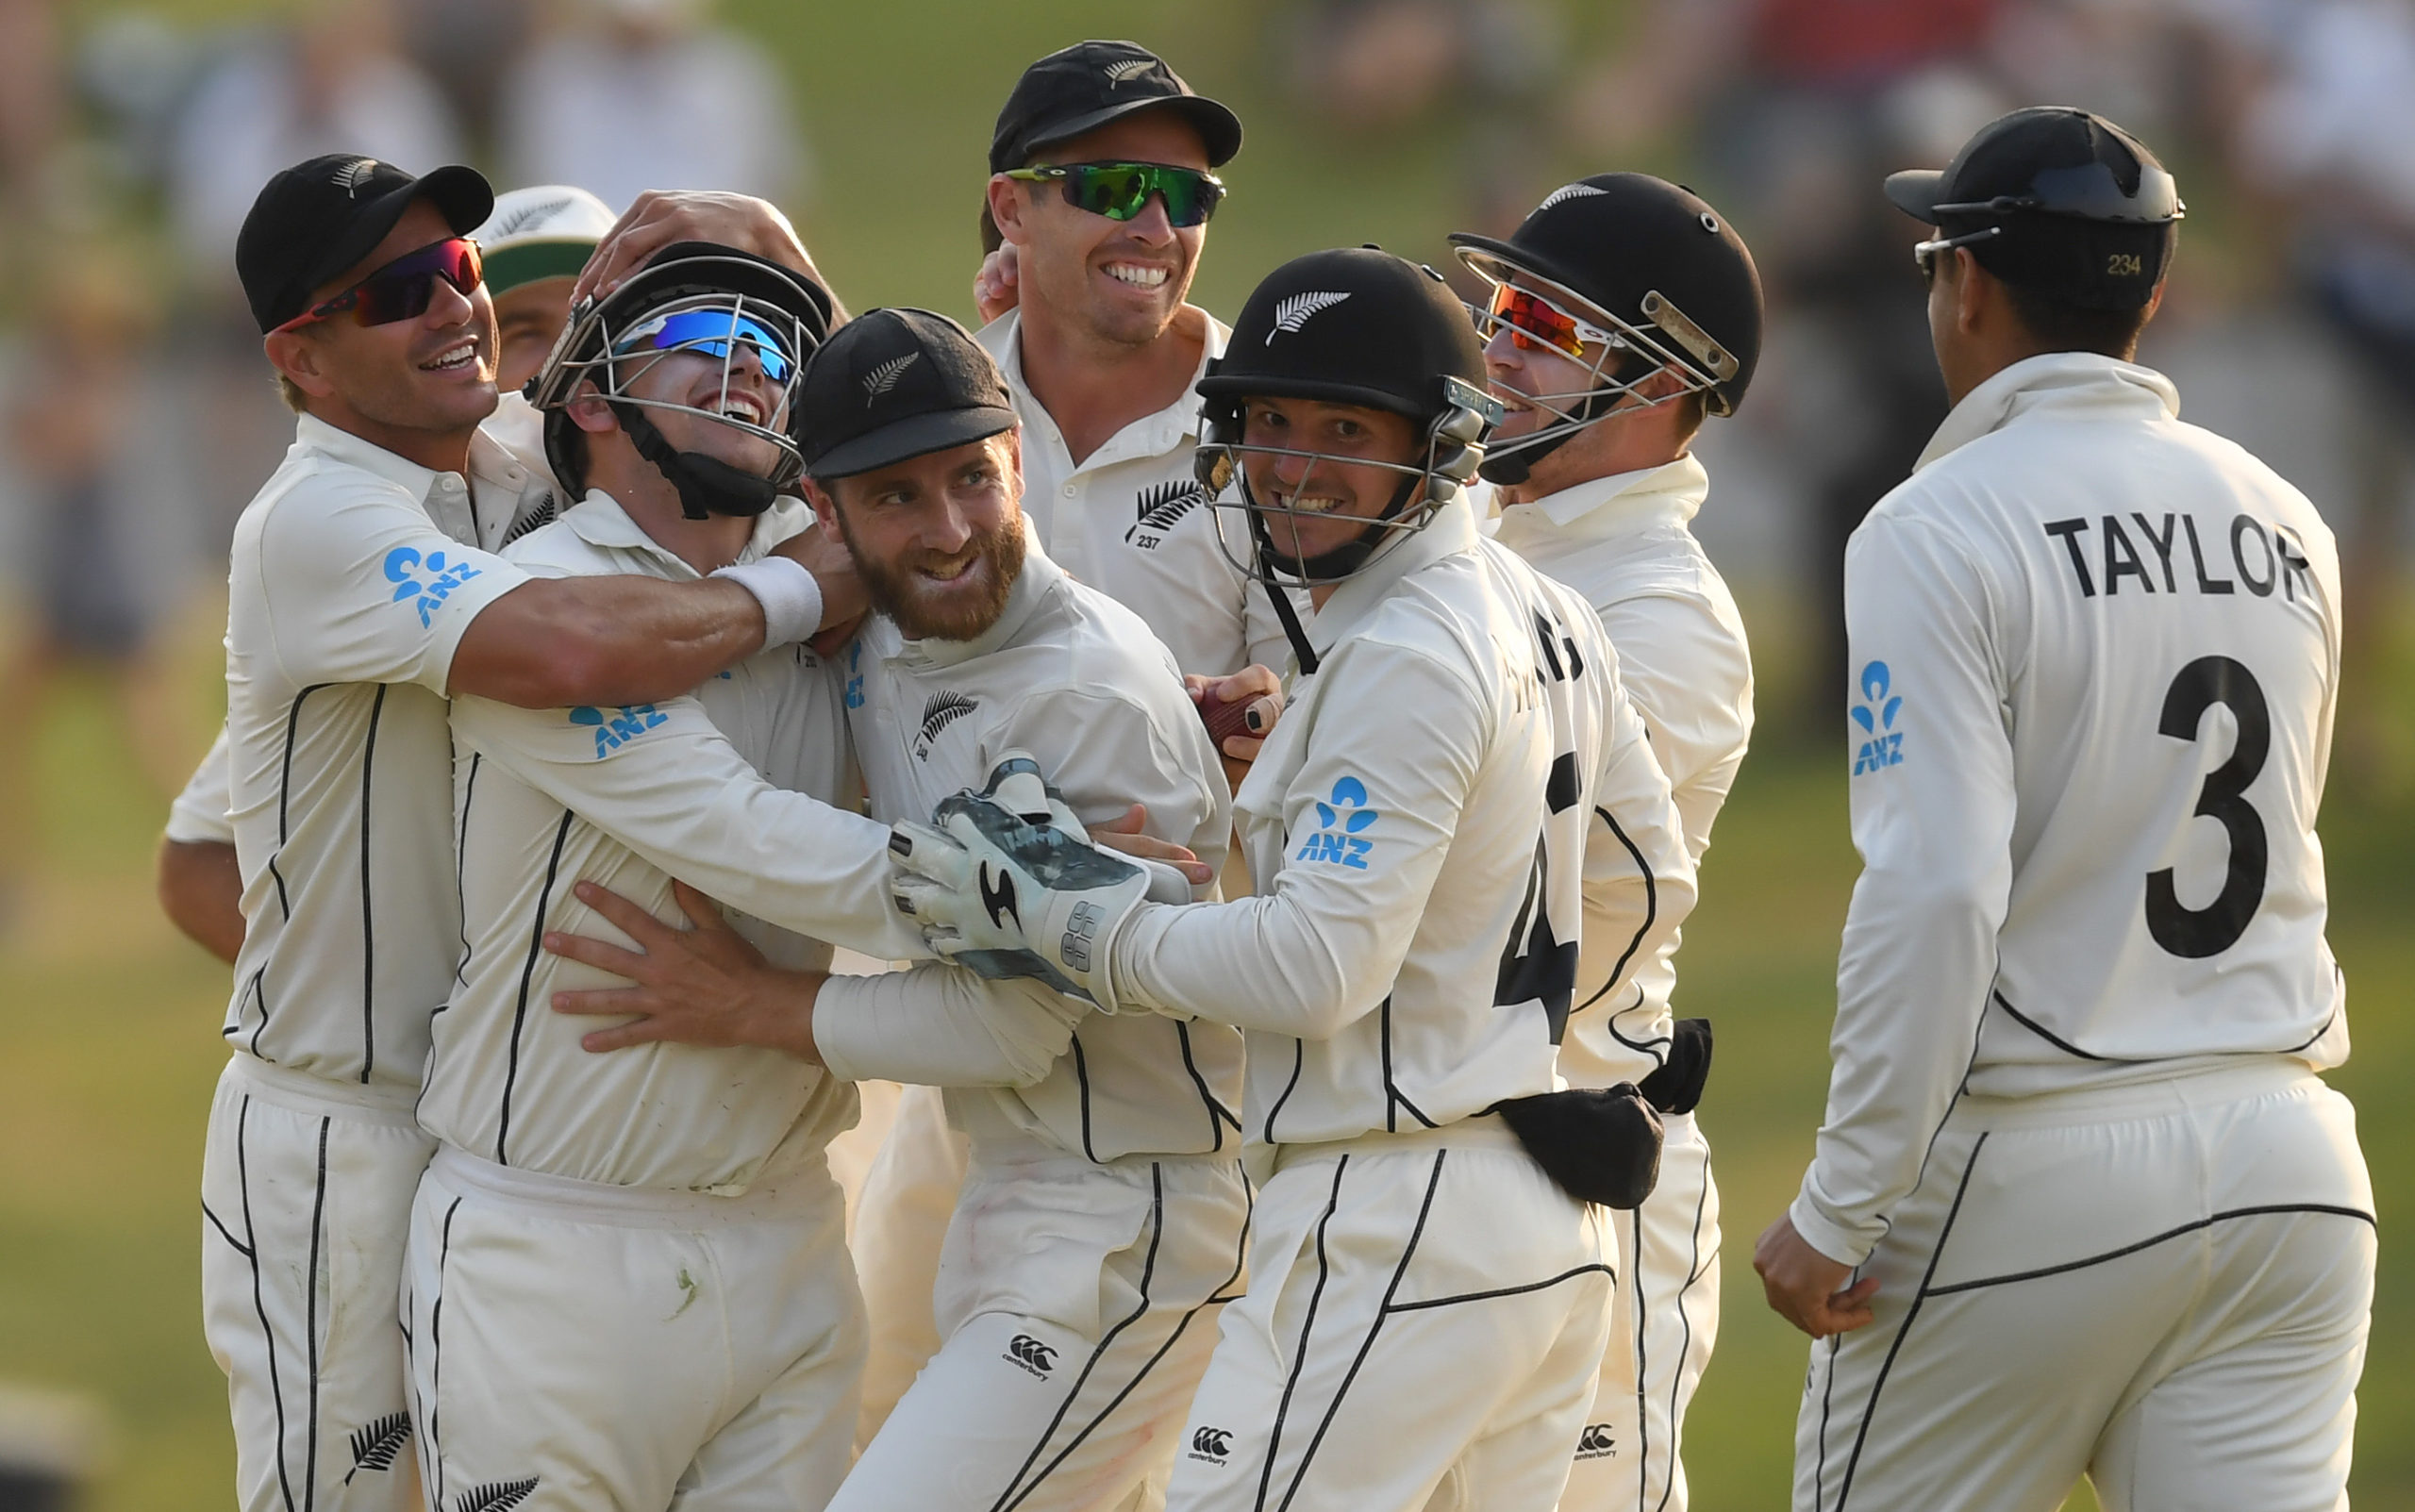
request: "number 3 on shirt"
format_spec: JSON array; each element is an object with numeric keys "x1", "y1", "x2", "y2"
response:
[{"x1": 2146, "y1": 656, "x2": 2269, "y2": 958}]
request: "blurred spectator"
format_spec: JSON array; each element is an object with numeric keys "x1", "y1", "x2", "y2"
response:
[
  {"x1": 165, "y1": 1, "x2": 463, "y2": 272},
  {"x1": 1276, "y1": 0, "x2": 1565, "y2": 247},
  {"x1": 499, "y1": 0, "x2": 805, "y2": 213},
  {"x1": 0, "y1": 241, "x2": 203, "y2": 918},
  {"x1": 2199, "y1": 0, "x2": 2415, "y2": 790},
  {"x1": 392, "y1": 0, "x2": 538, "y2": 151}
]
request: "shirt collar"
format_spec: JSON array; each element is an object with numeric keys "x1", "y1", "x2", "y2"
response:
[
  {"x1": 293, "y1": 412, "x2": 451, "y2": 506},
  {"x1": 1492, "y1": 453, "x2": 1708, "y2": 538},
  {"x1": 893, "y1": 523, "x2": 1065, "y2": 670},
  {"x1": 559, "y1": 489, "x2": 811, "y2": 579},
  {"x1": 980, "y1": 306, "x2": 1228, "y2": 462},
  {"x1": 1917, "y1": 351, "x2": 2181, "y2": 472},
  {"x1": 1305, "y1": 492, "x2": 1482, "y2": 658}
]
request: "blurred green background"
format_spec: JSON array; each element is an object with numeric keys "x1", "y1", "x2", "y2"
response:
[{"x1": 3, "y1": 1, "x2": 2408, "y2": 1508}]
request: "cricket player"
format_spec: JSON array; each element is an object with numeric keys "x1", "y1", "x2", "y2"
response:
[
  {"x1": 890, "y1": 248, "x2": 1695, "y2": 1512},
  {"x1": 535, "y1": 306, "x2": 1250, "y2": 1512},
  {"x1": 157, "y1": 182, "x2": 614, "y2": 963},
  {"x1": 1755, "y1": 108, "x2": 2375, "y2": 1512},
  {"x1": 853, "y1": 38, "x2": 1286, "y2": 1440},
  {"x1": 1450, "y1": 174, "x2": 1764, "y2": 1512},
  {"x1": 200, "y1": 156, "x2": 858, "y2": 1512}
]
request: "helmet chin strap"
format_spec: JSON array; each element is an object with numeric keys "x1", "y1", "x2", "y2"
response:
[
  {"x1": 611, "y1": 401, "x2": 778, "y2": 520},
  {"x1": 1245, "y1": 471, "x2": 1425, "y2": 675},
  {"x1": 1476, "y1": 384, "x2": 1623, "y2": 488}
]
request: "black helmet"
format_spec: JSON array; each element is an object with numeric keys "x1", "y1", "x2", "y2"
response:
[
  {"x1": 1193, "y1": 247, "x2": 1501, "y2": 606},
  {"x1": 528, "y1": 241, "x2": 835, "y2": 519},
  {"x1": 1886, "y1": 107, "x2": 2181, "y2": 311},
  {"x1": 1450, "y1": 174, "x2": 1764, "y2": 485}
]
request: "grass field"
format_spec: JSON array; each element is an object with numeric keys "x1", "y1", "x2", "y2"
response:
[
  {"x1": 9, "y1": 2, "x2": 2408, "y2": 1505},
  {"x1": 0, "y1": 598, "x2": 2407, "y2": 1509}
]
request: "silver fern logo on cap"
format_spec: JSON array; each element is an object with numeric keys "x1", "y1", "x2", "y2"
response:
[
  {"x1": 1103, "y1": 58, "x2": 1155, "y2": 85},
  {"x1": 862, "y1": 352, "x2": 920, "y2": 405},
  {"x1": 1268, "y1": 291, "x2": 1350, "y2": 342},
  {"x1": 1536, "y1": 182, "x2": 1607, "y2": 212},
  {"x1": 335, "y1": 158, "x2": 379, "y2": 198}
]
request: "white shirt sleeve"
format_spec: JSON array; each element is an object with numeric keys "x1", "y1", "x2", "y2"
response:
[
  {"x1": 1578, "y1": 665, "x2": 1697, "y2": 1023},
  {"x1": 253, "y1": 477, "x2": 528, "y2": 694},
  {"x1": 1109, "y1": 634, "x2": 1485, "y2": 1039},
  {"x1": 1596, "y1": 591, "x2": 1753, "y2": 858},
  {"x1": 814, "y1": 968, "x2": 1083, "y2": 1088},
  {"x1": 163, "y1": 728, "x2": 235, "y2": 845},
  {"x1": 449, "y1": 690, "x2": 928, "y2": 962},
  {"x1": 1790, "y1": 511, "x2": 2018, "y2": 1268}
]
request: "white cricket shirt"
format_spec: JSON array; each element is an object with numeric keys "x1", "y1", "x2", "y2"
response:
[
  {"x1": 1493, "y1": 456, "x2": 1756, "y2": 1088},
  {"x1": 814, "y1": 544, "x2": 1247, "y2": 1162},
  {"x1": 1792, "y1": 353, "x2": 2351, "y2": 1267},
  {"x1": 1106, "y1": 498, "x2": 1697, "y2": 1147},
  {"x1": 221, "y1": 413, "x2": 556, "y2": 1099},
  {"x1": 169, "y1": 396, "x2": 564, "y2": 856},
  {"x1": 421, "y1": 492, "x2": 868, "y2": 1191},
  {"x1": 976, "y1": 307, "x2": 1292, "y2": 675}
]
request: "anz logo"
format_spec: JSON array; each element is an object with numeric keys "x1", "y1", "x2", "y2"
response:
[
  {"x1": 1293, "y1": 775, "x2": 1376, "y2": 869},
  {"x1": 1127, "y1": 480, "x2": 1210, "y2": 550},
  {"x1": 569, "y1": 703, "x2": 668, "y2": 759},
  {"x1": 1003, "y1": 1333, "x2": 1057, "y2": 1378},
  {"x1": 383, "y1": 545, "x2": 482, "y2": 628},
  {"x1": 1850, "y1": 660, "x2": 1905, "y2": 776},
  {"x1": 844, "y1": 641, "x2": 865, "y2": 709}
]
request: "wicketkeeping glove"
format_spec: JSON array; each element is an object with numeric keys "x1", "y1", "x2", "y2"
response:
[{"x1": 888, "y1": 751, "x2": 1186, "y2": 1008}]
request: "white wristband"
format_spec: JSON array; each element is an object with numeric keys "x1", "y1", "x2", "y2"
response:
[{"x1": 711, "y1": 556, "x2": 824, "y2": 647}]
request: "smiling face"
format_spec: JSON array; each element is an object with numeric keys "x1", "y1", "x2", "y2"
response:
[
  {"x1": 265, "y1": 198, "x2": 499, "y2": 442},
  {"x1": 492, "y1": 275, "x2": 575, "y2": 392},
  {"x1": 1237, "y1": 395, "x2": 1423, "y2": 567},
  {"x1": 994, "y1": 110, "x2": 1208, "y2": 349},
  {"x1": 566, "y1": 296, "x2": 795, "y2": 483},
  {"x1": 811, "y1": 431, "x2": 1026, "y2": 641}
]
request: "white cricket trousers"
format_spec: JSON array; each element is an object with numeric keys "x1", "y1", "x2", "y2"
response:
[
  {"x1": 1165, "y1": 1118, "x2": 1614, "y2": 1512},
  {"x1": 1795, "y1": 1057, "x2": 2373, "y2": 1512},
  {"x1": 201, "y1": 1054, "x2": 435, "y2": 1512},
  {"x1": 404, "y1": 1145, "x2": 865, "y2": 1512},
  {"x1": 828, "y1": 1139, "x2": 1251, "y2": 1512},
  {"x1": 848, "y1": 1083, "x2": 968, "y2": 1451},
  {"x1": 1562, "y1": 1110, "x2": 1720, "y2": 1512}
]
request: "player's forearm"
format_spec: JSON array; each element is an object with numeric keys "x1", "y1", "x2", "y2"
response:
[
  {"x1": 450, "y1": 576, "x2": 772, "y2": 709},
  {"x1": 1108, "y1": 890, "x2": 1374, "y2": 1039},
  {"x1": 1796, "y1": 865, "x2": 2007, "y2": 1265},
  {"x1": 157, "y1": 838, "x2": 244, "y2": 964},
  {"x1": 813, "y1": 968, "x2": 1078, "y2": 1088}
]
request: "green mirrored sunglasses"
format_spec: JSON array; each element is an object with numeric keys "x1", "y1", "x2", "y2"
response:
[{"x1": 1003, "y1": 160, "x2": 1227, "y2": 228}]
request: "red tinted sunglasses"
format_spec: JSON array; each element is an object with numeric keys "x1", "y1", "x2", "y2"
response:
[
  {"x1": 275, "y1": 237, "x2": 484, "y2": 333},
  {"x1": 1487, "y1": 284, "x2": 1616, "y2": 359}
]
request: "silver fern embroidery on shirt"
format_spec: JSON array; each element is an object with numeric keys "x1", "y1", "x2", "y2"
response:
[
  {"x1": 1126, "y1": 480, "x2": 1211, "y2": 548},
  {"x1": 914, "y1": 690, "x2": 979, "y2": 760},
  {"x1": 1268, "y1": 291, "x2": 1350, "y2": 342}
]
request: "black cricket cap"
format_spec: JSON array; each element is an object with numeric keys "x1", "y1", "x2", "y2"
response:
[
  {"x1": 237, "y1": 154, "x2": 492, "y2": 333},
  {"x1": 990, "y1": 41, "x2": 1241, "y2": 174},
  {"x1": 1198, "y1": 247, "x2": 1485, "y2": 425},
  {"x1": 1886, "y1": 106, "x2": 2182, "y2": 310},
  {"x1": 796, "y1": 308, "x2": 1019, "y2": 480}
]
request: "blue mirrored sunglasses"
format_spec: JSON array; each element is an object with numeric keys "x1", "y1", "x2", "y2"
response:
[{"x1": 616, "y1": 308, "x2": 797, "y2": 382}]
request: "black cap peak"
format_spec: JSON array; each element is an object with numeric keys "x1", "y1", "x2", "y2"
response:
[
  {"x1": 236, "y1": 155, "x2": 491, "y2": 333},
  {"x1": 990, "y1": 41, "x2": 1241, "y2": 173},
  {"x1": 797, "y1": 308, "x2": 1019, "y2": 479}
]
